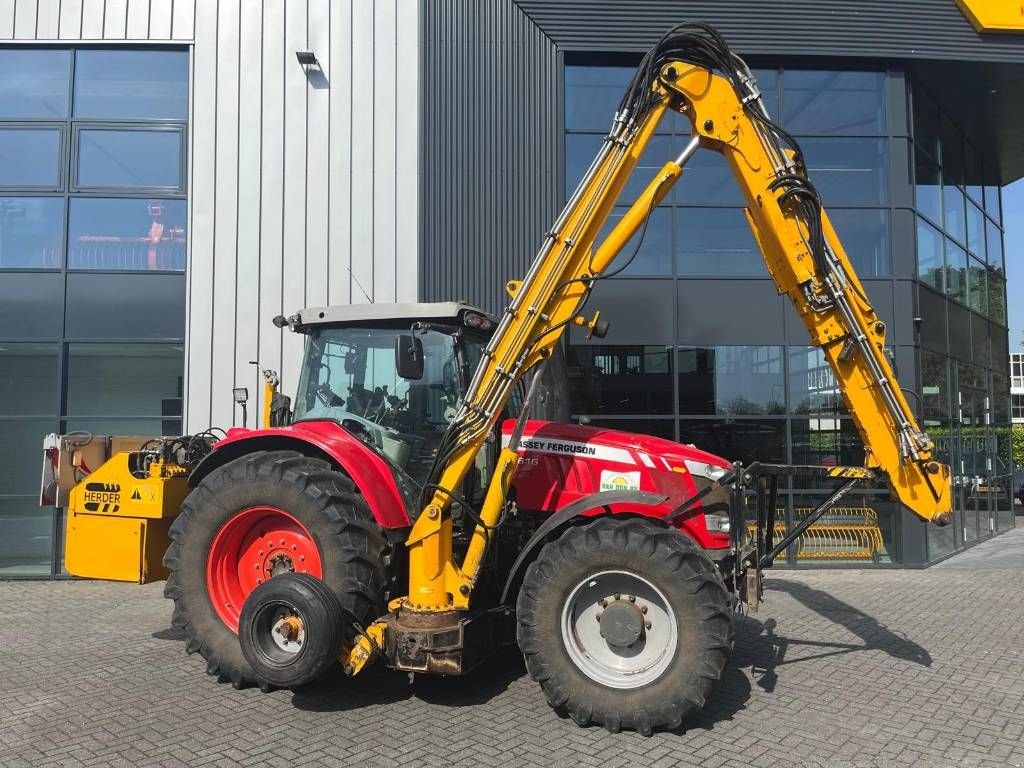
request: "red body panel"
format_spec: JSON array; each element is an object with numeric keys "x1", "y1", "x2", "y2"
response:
[{"x1": 208, "y1": 419, "x2": 732, "y2": 550}]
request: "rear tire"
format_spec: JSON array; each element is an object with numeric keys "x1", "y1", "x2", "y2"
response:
[
  {"x1": 163, "y1": 450, "x2": 389, "y2": 689},
  {"x1": 516, "y1": 516, "x2": 733, "y2": 735}
]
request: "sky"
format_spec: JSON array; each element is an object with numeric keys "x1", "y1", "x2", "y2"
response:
[{"x1": 1005, "y1": 179, "x2": 1023, "y2": 353}]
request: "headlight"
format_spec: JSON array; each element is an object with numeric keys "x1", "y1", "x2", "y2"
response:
[
  {"x1": 704, "y1": 513, "x2": 731, "y2": 533},
  {"x1": 683, "y1": 459, "x2": 730, "y2": 481}
]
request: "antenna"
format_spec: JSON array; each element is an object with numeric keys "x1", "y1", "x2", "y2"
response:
[{"x1": 347, "y1": 266, "x2": 374, "y2": 304}]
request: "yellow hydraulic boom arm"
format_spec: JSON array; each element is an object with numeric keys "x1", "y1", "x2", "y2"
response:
[{"x1": 401, "y1": 23, "x2": 951, "y2": 614}]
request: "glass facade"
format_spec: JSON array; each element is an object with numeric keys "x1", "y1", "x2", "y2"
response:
[
  {"x1": 911, "y1": 83, "x2": 1014, "y2": 559},
  {"x1": 564, "y1": 62, "x2": 1012, "y2": 566},
  {"x1": 0, "y1": 48, "x2": 187, "y2": 576}
]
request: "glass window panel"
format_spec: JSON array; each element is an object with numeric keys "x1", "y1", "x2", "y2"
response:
[
  {"x1": 0, "y1": 197, "x2": 64, "y2": 269},
  {"x1": 983, "y1": 176, "x2": 1000, "y2": 223},
  {"x1": 66, "y1": 343, "x2": 183, "y2": 417},
  {"x1": 676, "y1": 149, "x2": 743, "y2": 205},
  {"x1": 74, "y1": 49, "x2": 188, "y2": 120},
  {"x1": 800, "y1": 138, "x2": 887, "y2": 205},
  {"x1": 992, "y1": 374, "x2": 1009, "y2": 424},
  {"x1": 782, "y1": 70, "x2": 885, "y2": 135},
  {"x1": 966, "y1": 257, "x2": 987, "y2": 316},
  {"x1": 64, "y1": 416, "x2": 180, "y2": 438},
  {"x1": 791, "y1": 417, "x2": 866, "y2": 468},
  {"x1": 964, "y1": 141, "x2": 983, "y2": 205},
  {"x1": 678, "y1": 418, "x2": 787, "y2": 464},
  {"x1": 965, "y1": 200, "x2": 985, "y2": 258},
  {"x1": 676, "y1": 207, "x2": 761, "y2": 275},
  {"x1": 594, "y1": 208, "x2": 671, "y2": 276},
  {"x1": 916, "y1": 217, "x2": 944, "y2": 292},
  {"x1": 678, "y1": 346, "x2": 785, "y2": 415},
  {"x1": 0, "y1": 129, "x2": 61, "y2": 187},
  {"x1": 920, "y1": 350, "x2": 949, "y2": 422},
  {"x1": 0, "y1": 343, "x2": 59, "y2": 416},
  {"x1": 0, "y1": 418, "x2": 57, "y2": 494},
  {"x1": 790, "y1": 491, "x2": 899, "y2": 563},
  {"x1": 943, "y1": 184, "x2": 966, "y2": 245},
  {"x1": 911, "y1": 86, "x2": 940, "y2": 160},
  {"x1": 928, "y1": 507, "x2": 957, "y2": 560},
  {"x1": 988, "y1": 273, "x2": 1006, "y2": 327},
  {"x1": 0, "y1": 498, "x2": 52, "y2": 576},
  {"x1": 77, "y1": 129, "x2": 182, "y2": 189},
  {"x1": 986, "y1": 219, "x2": 1003, "y2": 271},
  {"x1": 914, "y1": 144, "x2": 942, "y2": 225},
  {"x1": 828, "y1": 209, "x2": 889, "y2": 276},
  {"x1": 752, "y1": 69, "x2": 780, "y2": 122},
  {"x1": 586, "y1": 418, "x2": 675, "y2": 442},
  {"x1": 0, "y1": 50, "x2": 70, "y2": 119},
  {"x1": 67, "y1": 198, "x2": 186, "y2": 271},
  {"x1": 940, "y1": 116, "x2": 963, "y2": 186},
  {"x1": 945, "y1": 238, "x2": 968, "y2": 305},
  {"x1": 567, "y1": 345, "x2": 674, "y2": 415},
  {"x1": 565, "y1": 65, "x2": 631, "y2": 131},
  {"x1": 788, "y1": 346, "x2": 848, "y2": 417},
  {"x1": 564, "y1": 133, "x2": 604, "y2": 200},
  {"x1": 565, "y1": 133, "x2": 679, "y2": 205}
]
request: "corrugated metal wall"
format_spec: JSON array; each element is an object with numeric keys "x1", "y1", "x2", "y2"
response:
[
  {"x1": 420, "y1": 0, "x2": 559, "y2": 314},
  {"x1": 0, "y1": 0, "x2": 420, "y2": 433}
]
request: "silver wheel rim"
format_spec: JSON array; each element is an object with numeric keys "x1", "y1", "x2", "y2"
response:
[
  {"x1": 560, "y1": 569, "x2": 677, "y2": 689},
  {"x1": 270, "y1": 611, "x2": 305, "y2": 654}
]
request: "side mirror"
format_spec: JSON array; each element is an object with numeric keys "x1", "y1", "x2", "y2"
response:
[{"x1": 395, "y1": 334, "x2": 424, "y2": 380}]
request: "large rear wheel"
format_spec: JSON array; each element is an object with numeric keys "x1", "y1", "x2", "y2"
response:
[
  {"x1": 516, "y1": 516, "x2": 733, "y2": 734},
  {"x1": 163, "y1": 450, "x2": 389, "y2": 689}
]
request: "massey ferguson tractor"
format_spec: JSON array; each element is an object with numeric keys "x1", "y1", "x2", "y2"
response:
[{"x1": 49, "y1": 23, "x2": 952, "y2": 735}]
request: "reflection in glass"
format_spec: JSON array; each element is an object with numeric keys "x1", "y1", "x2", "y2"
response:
[
  {"x1": 0, "y1": 498, "x2": 53, "y2": 575},
  {"x1": 800, "y1": 138, "x2": 887, "y2": 204},
  {"x1": 945, "y1": 238, "x2": 968, "y2": 306},
  {"x1": 914, "y1": 145, "x2": 942, "y2": 225},
  {"x1": 940, "y1": 116, "x2": 963, "y2": 186},
  {"x1": 676, "y1": 208, "x2": 761, "y2": 275},
  {"x1": 783, "y1": 70, "x2": 885, "y2": 135},
  {"x1": 66, "y1": 343, "x2": 183, "y2": 417},
  {"x1": 565, "y1": 66, "x2": 632, "y2": 131},
  {"x1": 77, "y1": 129, "x2": 182, "y2": 189},
  {"x1": 676, "y1": 149, "x2": 743, "y2": 205},
  {"x1": 678, "y1": 419, "x2": 786, "y2": 464},
  {"x1": 788, "y1": 347, "x2": 847, "y2": 416},
  {"x1": 596, "y1": 208, "x2": 671, "y2": 275},
  {"x1": 74, "y1": 49, "x2": 188, "y2": 120},
  {"x1": 567, "y1": 345, "x2": 674, "y2": 415},
  {"x1": 587, "y1": 418, "x2": 676, "y2": 442},
  {"x1": 678, "y1": 346, "x2": 785, "y2": 415},
  {"x1": 966, "y1": 257, "x2": 987, "y2": 316},
  {"x1": 828, "y1": 209, "x2": 889, "y2": 276},
  {"x1": 965, "y1": 201, "x2": 985, "y2": 258},
  {"x1": 915, "y1": 217, "x2": 943, "y2": 292},
  {"x1": 911, "y1": 86, "x2": 940, "y2": 159},
  {"x1": 983, "y1": 179, "x2": 1000, "y2": 223},
  {"x1": 986, "y1": 219, "x2": 1003, "y2": 270},
  {"x1": 791, "y1": 417, "x2": 865, "y2": 468},
  {"x1": 0, "y1": 343, "x2": 59, "y2": 416},
  {"x1": 0, "y1": 418, "x2": 57, "y2": 494},
  {"x1": 963, "y1": 140, "x2": 983, "y2": 205},
  {"x1": 67, "y1": 198, "x2": 186, "y2": 270},
  {"x1": 0, "y1": 197, "x2": 64, "y2": 269},
  {"x1": 919, "y1": 350, "x2": 949, "y2": 422},
  {"x1": 0, "y1": 130, "x2": 61, "y2": 187},
  {"x1": 0, "y1": 50, "x2": 70, "y2": 119},
  {"x1": 988, "y1": 273, "x2": 1006, "y2": 327},
  {"x1": 790, "y1": 492, "x2": 898, "y2": 563}
]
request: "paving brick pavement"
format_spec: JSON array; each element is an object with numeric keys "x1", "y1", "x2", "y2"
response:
[{"x1": 2, "y1": 528, "x2": 1022, "y2": 767}]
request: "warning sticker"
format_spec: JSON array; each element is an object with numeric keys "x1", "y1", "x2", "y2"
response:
[{"x1": 599, "y1": 470, "x2": 641, "y2": 493}]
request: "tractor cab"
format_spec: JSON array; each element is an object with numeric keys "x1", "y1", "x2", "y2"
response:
[{"x1": 285, "y1": 302, "x2": 498, "y2": 487}]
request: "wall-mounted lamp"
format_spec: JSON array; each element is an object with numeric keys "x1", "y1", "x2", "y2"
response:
[
  {"x1": 233, "y1": 387, "x2": 249, "y2": 428},
  {"x1": 296, "y1": 50, "x2": 319, "y2": 68}
]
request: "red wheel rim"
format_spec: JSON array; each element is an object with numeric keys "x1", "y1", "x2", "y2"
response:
[{"x1": 205, "y1": 506, "x2": 323, "y2": 632}]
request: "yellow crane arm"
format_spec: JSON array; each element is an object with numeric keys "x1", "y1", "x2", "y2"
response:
[{"x1": 401, "y1": 24, "x2": 951, "y2": 613}]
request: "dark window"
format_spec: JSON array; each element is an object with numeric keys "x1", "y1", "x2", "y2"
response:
[
  {"x1": 791, "y1": 417, "x2": 865, "y2": 468},
  {"x1": 567, "y1": 344, "x2": 674, "y2": 415},
  {"x1": 965, "y1": 200, "x2": 985, "y2": 258},
  {"x1": 966, "y1": 257, "x2": 987, "y2": 316},
  {"x1": 916, "y1": 217, "x2": 943, "y2": 292},
  {"x1": 782, "y1": 70, "x2": 885, "y2": 135},
  {"x1": 983, "y1": 171, "x2": 1000, "y2": 223},
  {"x1": 920, "y1": 350, "x2": 949, "y2": 422},
  {"x1": 828, "y1": 209, "x2": 889, "y2": 276},
  {"x1": 988, "y1": 272, "x2": 1006, "y2": 327},
  {"x1": 678, "y1": 346, "x2": 785, "y2": 415},
  {"x1": 0, "y1": 197, "x2": 64, "y2": 268},
  {"x1": 66, "y1": 343, "x2": 183, "y2": 417},
  {"x1": 676, "y1": 207, "x2": 760, "y2": 275},
  {"x1": 64, "y1": 416, "x2": 181, "y2": 437},
  {"x1": 677, "y1": 149, "x2": 744, "y2": 206},
  {"x1": 678, "y1": 418, "x2": 787, "y2": 464},
  {"x1": 0, "y1": 418, "x2": 57, "y2": 494},
  {"x1": 788, "y1": 347, "x2": 847, "y2": 416},
  {"x1": 963, "y1": 140, "x2": 983, "y2": 205},
  {"x1": 74, "y1": 50, "x2": 188, "y2": 120},
  {"x1": 564, "y1": 66, "x2": 634, "y2": 133},
  {"x1": 0, "y1": 343, "x2": 59, "y2": 416},
  {"x1": 0, "y1": 50, "x2": 70, "y2": 119},
  {"x1": 76, "y1": 128, "x2": 182, "y2": 190},
  {"x1": 67, "y1": 197, "x2": 186, "y2": 271},
  {"x1": 0, "y1": 129, "x2": 62, "y2": 188},
  {"x1": 940, "y1": 116, "x2": 963, "y2": 186},
  {"x1": 595, "y1": 208, "x2": 671, "y2": 276},
  {"x1": 986, "y1": 219, "x2": 1003, "y2": 270},
  {"x1": 801, "y1": 138, "x2": 887, "y2": 205},
  {"x1": 945, "y1": 238, "x2": 968, "y2": 306},
  {"x1": 587, "y1": 418, "x2": 676, "y2": 442},
  {"x1": 912, "y1": 87, "x2": 940, "y2": 160},
  {"x1": 1012, "y1": 394, "x2": 1024, "y2": 422},
  {"x1": 0, "y1": 497, "x2": 54, "y2": 575},
  {"x1": 914, "y1": 144, "x2": 942, "y2": 225}
]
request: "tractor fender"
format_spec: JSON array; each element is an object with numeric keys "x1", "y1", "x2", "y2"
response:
[
  {"x1": 498, "y1": 489, "x2": 668, "y2": 605},
  {"x1": 187, "y1": 422, "x2": 411, "y2": 529}
]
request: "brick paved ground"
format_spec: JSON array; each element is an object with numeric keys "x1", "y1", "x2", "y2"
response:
[{"x1": 2, "y1": 528, "x2": 1023, "y2": 768}]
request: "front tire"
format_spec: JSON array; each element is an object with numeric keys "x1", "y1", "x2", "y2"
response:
[
  {"x1": 516, "y1": 516, "x2": 733, "y2": 734},
  {"x1": 163, "y1": 450, "x2": 389, "y2": 689}
]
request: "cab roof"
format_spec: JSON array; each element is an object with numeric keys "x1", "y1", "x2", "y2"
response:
[{"x1": 294, "y1": 301, "x2": 494, "y2": 328}]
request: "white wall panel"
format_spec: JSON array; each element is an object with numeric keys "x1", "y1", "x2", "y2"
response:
[{"x1": 0, "y1": 0, "x2": 419, "y2": 432}]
